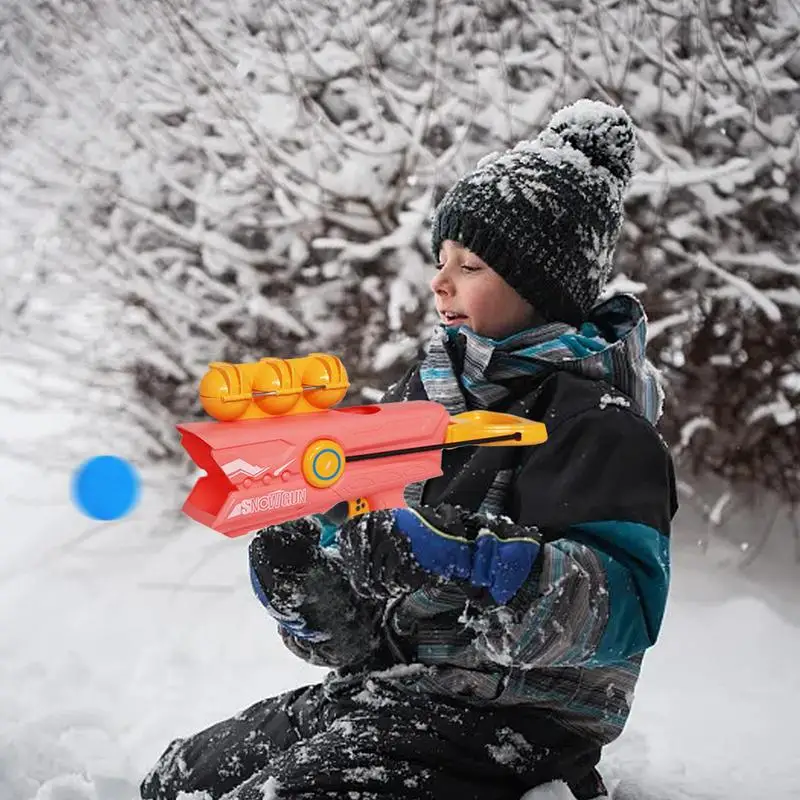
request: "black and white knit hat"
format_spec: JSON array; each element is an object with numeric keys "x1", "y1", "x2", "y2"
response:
[{"x1": 430, "y1": 99, "x2": 637, "y2": 326}]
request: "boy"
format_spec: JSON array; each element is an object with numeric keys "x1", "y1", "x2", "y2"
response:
[{"x1": 142, "y1": 99, "x2": 677, "y2": 800}]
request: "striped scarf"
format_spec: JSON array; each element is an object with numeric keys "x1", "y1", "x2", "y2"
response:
[{"x1": 406, "y1": 294, "x2": 664, "y2": 514}]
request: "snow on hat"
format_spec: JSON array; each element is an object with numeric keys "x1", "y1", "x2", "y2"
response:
[{"x1": 430, "y1": 99, "x2": 637, "y2": 325}]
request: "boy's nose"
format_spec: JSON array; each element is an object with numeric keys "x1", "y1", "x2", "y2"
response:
[{"x1": 430, "y1": 271, "x2": 451, "y2": 295}]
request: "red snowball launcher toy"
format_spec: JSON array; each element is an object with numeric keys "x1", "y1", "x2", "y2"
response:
[{"x1": 177, "y1": 354, "x2": 548, "y2": 538}]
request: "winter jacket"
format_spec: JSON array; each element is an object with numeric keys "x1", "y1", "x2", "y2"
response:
[{"x1": 251, "y1": 295, "x2": 677, "y2": 746}]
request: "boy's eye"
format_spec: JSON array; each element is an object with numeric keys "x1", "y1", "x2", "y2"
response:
[{"x1": 434, "y1": 263, "x2": 481, "y2": 272}]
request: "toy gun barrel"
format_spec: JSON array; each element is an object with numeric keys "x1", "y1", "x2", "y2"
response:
[{"x1": 177, "y1": 354, "x2": 547, "y2": 538}]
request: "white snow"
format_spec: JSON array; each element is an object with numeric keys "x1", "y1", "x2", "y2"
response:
[
  {"x1": 522, "y1": 782, "x2": 574, "y2": 800},
  {"x1": 599, "y1": 394, "x2": 631, "y2": 410},
  {"x1": 679, "y1": 416, "x2": 716, "y2": 449},
  {"x1": 694, "y1": 253, "x2": 783, "y2": 322}
]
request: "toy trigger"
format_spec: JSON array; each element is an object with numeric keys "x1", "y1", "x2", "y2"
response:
[{"x1": 347, "y1": 497, "x2": 371, "y2": 518}]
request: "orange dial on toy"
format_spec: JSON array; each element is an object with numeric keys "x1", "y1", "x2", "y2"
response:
[{"x1": 302, "y1": 439, "x2": 345, "y2": 489}]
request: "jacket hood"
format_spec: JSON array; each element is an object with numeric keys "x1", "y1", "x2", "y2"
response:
[{"x1": 544, "y1": 293, "x2": 664, "y2": 424}]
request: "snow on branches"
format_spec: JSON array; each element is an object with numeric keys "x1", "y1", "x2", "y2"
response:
[{"x1": 2, "y1": 0, "x2": 799, "y2": 502}]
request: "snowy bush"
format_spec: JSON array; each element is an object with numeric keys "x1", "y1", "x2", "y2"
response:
[
  {"x1": 2, "y1": 0, "x2": 799, "y2": 505},
  {"x1": 608, "y1": 0, "x2": 800, "y2": 503}
]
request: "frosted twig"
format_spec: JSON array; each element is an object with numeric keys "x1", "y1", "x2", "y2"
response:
[
  {"x1": 117, "y1": 197, "x2": 282, "y2": 267},
  {"x1": 715, "y1": 251, "x2": 800, "y2": 278},
  {"x1": 646, "y1": 310, "x2": 692, "y2": 341},
  {"x1": 694, "y1": 252, "x2": 782, "y2": 322}
]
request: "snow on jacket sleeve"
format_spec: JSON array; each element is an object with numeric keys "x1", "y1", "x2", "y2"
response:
[{"x1": 474, "y1": 403, "x2": 674, "y2": 669}]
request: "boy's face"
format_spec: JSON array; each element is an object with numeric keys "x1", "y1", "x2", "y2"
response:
[{"x1": 431, "y1": 240, "x2": 539, "y2": 339}]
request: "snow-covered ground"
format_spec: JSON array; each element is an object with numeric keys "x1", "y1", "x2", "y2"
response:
[{"x1": 1, "y1": 417, "x2": 799, "y2": 800}]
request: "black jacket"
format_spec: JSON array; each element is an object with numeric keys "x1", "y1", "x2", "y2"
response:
[{"x1": 255, "y1": 363, "x2": 677, "y2": 745}]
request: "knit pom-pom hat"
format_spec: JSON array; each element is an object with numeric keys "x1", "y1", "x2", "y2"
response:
[{"x1": 430, "y1": 99, "x2": 637, "y2": 325}]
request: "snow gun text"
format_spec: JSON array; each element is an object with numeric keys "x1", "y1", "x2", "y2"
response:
[{"x1": 177, "y1": 354, "x2": 548, "y2": 538}]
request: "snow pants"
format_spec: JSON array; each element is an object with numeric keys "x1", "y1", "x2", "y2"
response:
[{"x1": 140, "y1": 681, "x2": 607, "y2": 800}]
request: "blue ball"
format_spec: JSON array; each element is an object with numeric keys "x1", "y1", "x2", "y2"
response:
[{"x1": 72, "y1": 455, "x2": 141, "y2": 521}]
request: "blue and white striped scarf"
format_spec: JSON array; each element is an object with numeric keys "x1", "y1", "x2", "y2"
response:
[
  {"x1": 420, "y1": 293, "x2": 663, "y2": 424},
  {"x1": 407, "y1": 294, "x2": 664, "y2": 514}
]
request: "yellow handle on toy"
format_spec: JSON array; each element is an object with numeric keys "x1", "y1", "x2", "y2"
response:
[{"x1": 445, "y1": 411, "x2": 548, "y2": 447}]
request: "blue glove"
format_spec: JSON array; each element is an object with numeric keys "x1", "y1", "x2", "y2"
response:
[{"x1": 339, "y1": 504, "x2": 541, "y2": 604}]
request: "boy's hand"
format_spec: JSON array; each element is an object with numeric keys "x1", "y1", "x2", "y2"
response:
[
  {"x1": 338, "y1": 504, "x2": 541, "y2": 604},
  {"x1": 249, "y1": 518, "x2": 331, "y2": 642},
  {"x1": 337, "y1": 509, "x2": 438, "y2": 600}
]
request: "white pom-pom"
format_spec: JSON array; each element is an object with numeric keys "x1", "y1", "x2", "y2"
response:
[{"x1": 543, "y1": 99, "x2": 637, "y2": 184}]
